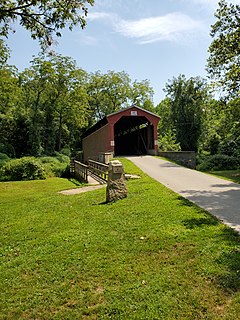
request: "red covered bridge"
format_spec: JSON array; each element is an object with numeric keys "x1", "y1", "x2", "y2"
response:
[{"x1": 82, "y1": 105, "x2": 160, "y2": 162}]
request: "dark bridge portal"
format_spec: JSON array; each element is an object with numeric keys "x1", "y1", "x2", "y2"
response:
[
  {"x1": 82, "y1": 106, "x2": 160, "y2": 162},
  {"x1": 114, "y1": 116, "x2": 154, "y2": 156}
]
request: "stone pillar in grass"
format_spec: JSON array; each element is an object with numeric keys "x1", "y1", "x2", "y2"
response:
[{"x1": 106, "y1": 160, "x2": 128, "y2": 202}]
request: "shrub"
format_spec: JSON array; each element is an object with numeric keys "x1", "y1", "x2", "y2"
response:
[
  {"x1": 55, "y1": 153, "x2": 70, "y2": 164},
  {"x1": 197, "y1": 154, "x2": 240, "y2": 171},
  {"x1": 74, "y1": 151, "x2": 83, "y2": 162},
  {"x1": 0, "y1": 143, "x2": 15, "y2": 158},
  {"x1": 0, "y1": 157, "x2": 46, "y2": 181},
  {"x1": 158, "y1": 131, "x2": 181, "y2": 152},
  {"x1": 39, "y1": 154, "x2": 70, "y2": 177},
  {"x1": 0, "y1": 153, "x2": 10, "y2": 167},
  {"x1": 60, "y1": 147, "x2": 71, "y2": 157}
]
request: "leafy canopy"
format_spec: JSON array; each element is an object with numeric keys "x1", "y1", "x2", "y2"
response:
[
  {"x1": 164, "y1": 74, "x2": 209, "y2": 151},
  {"x1": 0, "y1": 0, "x2": 94, "y2": 46},
  {"x1": 207, "y1": 0, "x2": 240, "y2": 98}
]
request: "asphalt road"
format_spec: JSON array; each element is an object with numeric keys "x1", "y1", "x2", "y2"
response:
[{"x1": 127, "y1": 155, "x2": 240, "y2": 234}]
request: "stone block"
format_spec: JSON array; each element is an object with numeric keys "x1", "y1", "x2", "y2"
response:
[{"x1": 106, "y1": 160, "x2": 128, "y2": 202}]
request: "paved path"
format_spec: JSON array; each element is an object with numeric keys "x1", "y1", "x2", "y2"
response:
[
  {"x1": 128, "y1": 156, "x2": 240, "y2": 234},
  {"x1": 59, "y1": 184, "x2": 105, "y2": 195},
  {"x1": 59, "y1": 174, "x2": 105, "y2": 195}
]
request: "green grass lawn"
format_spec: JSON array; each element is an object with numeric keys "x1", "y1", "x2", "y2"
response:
[
  {"x1": 209, "y1": 170, "x2": 240, "y2": 184},
  {"x1": 0, "y1": 159, "x2": 240, "y2": 319}
]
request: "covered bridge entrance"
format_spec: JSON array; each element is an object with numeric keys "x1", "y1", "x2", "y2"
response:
[{"x1": 82, "y1": 106, "x2": 160, "y2": 162}]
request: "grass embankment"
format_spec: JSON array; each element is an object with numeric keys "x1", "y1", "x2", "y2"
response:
[
  {"x1": 210, "y1": 170, "x2": 240, "y2": 184},
  {"x1": 0, "y1": 159, "x2": 239, "y2": 319}
]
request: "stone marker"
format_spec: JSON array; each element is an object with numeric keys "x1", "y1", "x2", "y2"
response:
[{"x1": 106, "y1": 160, "x2": 128, "y2": 202}]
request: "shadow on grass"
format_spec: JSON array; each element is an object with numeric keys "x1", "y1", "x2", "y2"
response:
[
  {"x1": 183, "y1": 217, "x2": 218, "y2": 229},
  {"x1": 93, "y1": 200, "x2": 115, "y2": 206},
  {"x1": 68, "y1": 178, "x2": 85, "y2": 186},
  {"x1": 216, "y1": 245, "x2": 240, "y2": 293},
  {"x1": 178, "y1": 195, "x2": 240, "y2": 293},
  {"x1": 176, "y1": 196, "x2": 199, "y2": 207},
  {"x1": 98, "y1": 201, "x2": 108, "y2": 205}
]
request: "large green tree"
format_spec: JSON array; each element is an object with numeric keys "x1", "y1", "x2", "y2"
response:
[
  {"x1": 0, "y1": 0, "x2": 94, "y2": 46},
  {"x1": 0, "y1": 42, "x2": 23, "y2": 157},
  {"x1": 200, "y1": 97, "x2": 240, "y2": 156},
  {"x1": 0, "y1": 39, "x2": 10, "y2": 67},
  {"x1": 87, "y1": 71, "x2": 131, "y2": 122},
  {"x1": 155, "y1": 98, "x2": 180, "y2": 151},
  {"x1": 87, "y1": 70, "x2": 155, "y2": 124},
  {"x1": 19, "y1": 53, "x2": 89, "y2": 156},
  {"x1": 164, "y1": 75, "x2": 209, "y2": 151},
  {"x1": 130, "y1": 79, "x2": 154, "y2": 112},
  {"x1": 207, "y1": 0, "x2": 240, "y2": 98}
]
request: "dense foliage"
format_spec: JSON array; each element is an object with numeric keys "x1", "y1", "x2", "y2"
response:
[
  {"x1": 157, "y1": 75, "x2": 209, "y2": 152},
  {"x1": 0, "y1": 156, "x2": 46, "y2": 181},
  {"x1": 197, "y1": 154, "x2": 240, "y2": 171},
  {"x1": 207, "y1": 0, "x2": 240, "y2": 98},
  {"x1": 200, "y1": 97, "x2": 240, "y2": 157},
  {"x1": 1, "y1": 0, "x2": 240, "y2": 174},
  {"x1": 0, "y1": 153, "x2": 70, "y2": 181},
  {"x1": 0, "y1": 0, "x2": 94, "y2": 46},
  {"x1": 0, "y1": 49, "x2": 154, "y2": 159}
]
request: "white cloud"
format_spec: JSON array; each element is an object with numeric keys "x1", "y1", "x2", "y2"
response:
[
  {"x1": 88, "y1": 11, "x2": 121, "y2": 26},
  {"x1": 87, "y1": 11, "x2": 206, "y2": 45},
  {"x1": 88, "y1": 12, "x2": 113, "y2": 21},
  {"x1": 78, "y1": 34, "x2": 98, "y2": 46},
  {"x1": 115, "y1": 13, "x2": 205, "y2": 44}
]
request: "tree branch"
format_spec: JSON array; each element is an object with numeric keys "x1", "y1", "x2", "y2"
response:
[{"x1": 0, "y1": 1, "x2": 35, "y2": 14}]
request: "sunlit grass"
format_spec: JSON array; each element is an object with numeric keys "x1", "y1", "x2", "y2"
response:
[
  {"x1": 0, "y1": 162, "x2": 239, "y2": 319},
  {"x1": 209, "y1": 170, "x2": 240, "y2": 184}
]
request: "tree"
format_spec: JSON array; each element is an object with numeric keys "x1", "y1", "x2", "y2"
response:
[
  {"x1": 200, "y1": 97, "x2": 240, "y2": 156},
  {"x1": 0, "y1": 39, "x2": 10, "y2": 67},
  {"x1": 130, "y1": 79, "x2": 154, "y2": 112},
  {"x1": 0, "y1": 44, "x2": 23, "y2": 157},
  {"x1": 207, "y1": 0, "x2": 240, "y2": 98},
  {"x1": 0, "y1": 0, "x2": 94, "y2": 46},
  {"x1": 155, "y1": 98, "x2": 180, "y2": 151},
  {"x1": 19, "y1": 53, "x2": 89, "y2": 156},
  {"x1": 164, "y1": 75, "x2": 209, "y2": 151},
  {"x1": 87, "y1": 71, "x2": 156, "y2": 125}
]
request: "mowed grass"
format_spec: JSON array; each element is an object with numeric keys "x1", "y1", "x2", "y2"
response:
[
  {"x1": 0, "y1": 159, "x2": 240, "y2": 320},
  {"x1": 209, "y1": 170, "x2": 240, "y2": 184}
]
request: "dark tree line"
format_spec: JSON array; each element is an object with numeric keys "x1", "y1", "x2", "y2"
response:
[
  {"x1": 0, "y1": 45, "x2": 154, "y2": 158},
  {"x1": 0, "y1": 0, "x2": 239, "y2": 163},
  {"x1": 156, "y1": 0, "x2": 240, "y2": 159}
]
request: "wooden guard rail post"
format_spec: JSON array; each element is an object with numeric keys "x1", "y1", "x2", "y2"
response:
[
  {"x1": 71, "y1": 160, "x2": 88, "y2": 183},
  {"x1": 88, "y1": 159, "x2": 109, "y2": 182}
]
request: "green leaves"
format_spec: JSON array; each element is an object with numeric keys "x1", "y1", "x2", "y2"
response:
[
  {"x1": 0, "y1": 0, "x2": 95, "y2": 46},
  {"x1": 207, "y1": 0, "x2": 240, "y2": 98},
  {"x1": 87, "y1": 70, "x2": 155, "y2": 123},
  {"x1": 163, "y1": 75, "x2": 209, "y2": 151},
  {"x1": 0, "y1": 49, "x2": 155, "y2": 158}
]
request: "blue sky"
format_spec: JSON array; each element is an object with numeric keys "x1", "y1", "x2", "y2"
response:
[{"x1": 6, "y1": 0, "x2": 236, "y2": 105}]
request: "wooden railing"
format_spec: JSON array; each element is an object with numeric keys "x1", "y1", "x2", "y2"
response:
[
  {"x1": 70, "y1": 159, "x2": 109, "y2": 183},
  {"x1": 71, "y1": 160, "x2": 88, "y2": 183},
  {"x1": 88, "y1": 159, "x2": 109, "y2": 182}
]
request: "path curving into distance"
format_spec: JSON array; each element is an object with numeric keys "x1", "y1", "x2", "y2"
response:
[{"x1": 127, "y1": 155, "x2": 240, "y2": 234}]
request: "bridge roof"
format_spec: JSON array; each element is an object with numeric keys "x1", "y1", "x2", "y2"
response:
[
  {"x1": 107, "y1": 105, "x2": 160, "y2": 120},
  {"x1": 82, "y1": 105, "x2": 160, "y2": 139}
]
